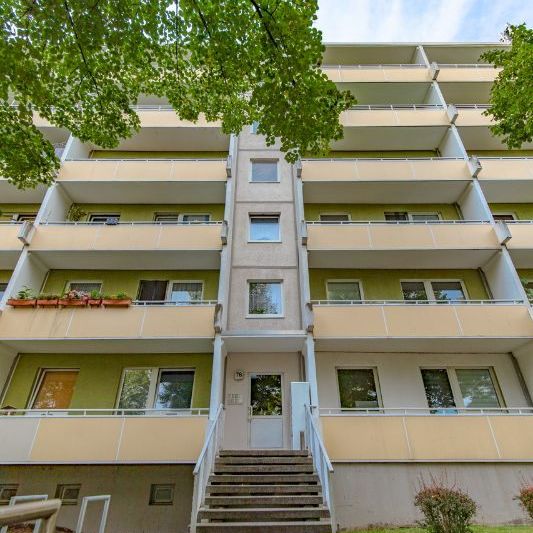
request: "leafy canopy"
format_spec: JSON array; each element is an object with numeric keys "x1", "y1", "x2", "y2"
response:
[
  {"x1": 482, "y1": 24, "x2": 533, "y2": 149},
  {"x1": 0, "y1": 0, "x2": 354, "y2": 189}
]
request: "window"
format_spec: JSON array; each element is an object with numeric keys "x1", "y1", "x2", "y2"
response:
[
  {"x1": 409, "y1": 213, "x2": 441, "y2": 221},
  {"x1": 327, "y1": 281, "x2": 362, "y2": 302},
  {"x1": 319, "y1": 214, "x2": 350, "y2": 223},
  {"x1": 149, "y1": 484, "x2": 175, "y2": 505},
  {"x1": 522, "y1": 280, "x2": 533, "y2": 300},
  {"x1": 154, "y1": 213, "x2": 180, "y2": 223},
  {"x1": 401, "y1": 280, "x2": 466, "y2": 302},
  {"x1": 248, "y1": 281, "x2": 282, "y2": 316},
  {"x1": 31, "y1": 370, "x2": 79, "y2": 409},
  {"x1": 138, "y1": 280, "x2": 168, "y2": 302},
  {"x1": 68, "y1": 281, "x2": 102, "y2": 294},
  {"x1": 384, "y1": 212, "x2": 441, "y2": 221},
  {"x1": 180, "y1": 214, "x2": 210, "y2": 223},
  {"x1": 0, "y1": 484, "x2": 18, "y2": 505},
  {"x1": 118, "y1": 368, "x2": 195, "y2": 410},
  {"x1": 493, "y1": 213, "x2": 516, "y2": 221},
  {"x1": 88, "y1": 214, "x2": 120, "y2": 224},
  {"x1": 250, "y1": 121, "x2": 260, "y2": 134},
  {"x1": 421, "y1": 368, "x2": 502, "y2": 411},
  {"x1": 250, "y1": 374, "x2": 282, "y2": 415},
  {"x1": 249, "y1": 215, "x2": 280, "y2": 241},
  {"x1": 0, "y1": 283, "x2": 7, "y2": 300},
  {"x1": 55, "y1": 484, "x2": 81, "y2": 505},
  {"x1": 384, "y1": 212, "x2": 408, "y2": 221},
  {"x1": 12, "y1": 213, "x2": 37, "y2": 222},
  {"x1": 337, "y1": 369, "x2": 380, "y2": 409},
  {"x1": 251, "y1": 160, "x2": 278, "y2": 183},
  {"x1": 168, "y1": 282, "x2": 203, "y2": 303}
]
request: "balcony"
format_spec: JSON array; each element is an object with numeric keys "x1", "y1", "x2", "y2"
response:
[
  {"x1": 58, "y1": 158, "x2": 228, "y2": 203},
  {"x1": 312, "y1": 301, "x2": 533, "y2": 352},
  {"x1": 323, "y1": 64, "x2": 431, "y2": 83},
  {"x1": 0, "y1": 409, "x2": 208, "y2": 464},
  {"x1": 320, "y1": 409, "x2": 533, "y2": 462},
  {"x1": 28, "y1": 221, "x2": 224, "y2": 269},
  {"x1": 436, "y1": 64, "x2": 501, "y2": 82},
  {"x1": 306, "y1": 221, "x2": 499, "y2": 268},
  {"x1": 0, "y1": 224, "x2": 25, "y2": 268},
  {"x1": 341, "y1": 105, "x2": 449, "y2": 127},
  {"x1": 503, "y1": 221, "x2": 533, "y2": 267},
  {"x1": 0, "y1": 303, "x2": 216, "y2": 353},
  {"x1": 300, "y1": 158, "x2": 472, "y2": 203},
  {"x1": 477, "y1": 158, "x2": 533, "y2": 202},
  {"x1": 455, "y1": 104, "x2": 493, "y2": 127}
]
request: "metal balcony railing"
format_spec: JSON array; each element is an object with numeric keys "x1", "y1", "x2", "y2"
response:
[
  {"x1": 42, "y1": 220, "x2": 223, "y2": 226},
  {"x1": 438, "y1": 63, "x2": 496, "y2": 68},
  {"x1": 301, "y1": 156, "x2": 461, "y2": 161},
  {"x1": 0, "y1": 408, "x2": 210, "y2": 417},
  {"x1": 65, "y1": 157, "x2": 227, "y2": 162},
  {"x1": 132, "y1": 300, "x2": 218, "y2": 306},
  {"x1": 455, "y1": 104, "x2": 491, "y2": 109},
  {"x1": 319, "y1": 407, "x2": 533, "y2": 416},
  {"x1": 322, "y1": 63, "x2": 427, "y2": 69},
  {"x1": 306, "y1": 219, "x2": 490, "y2": 225},
  {"x1": 349, "y1": 104, "x2": 444, "y2": 110},
  {"x1": 311, "y1": 299, "x2": 525, "y2": 306}
]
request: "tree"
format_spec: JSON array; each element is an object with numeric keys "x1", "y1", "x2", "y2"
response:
[
  {"x1": 481, "y1": 24, "x2": 533, "y2": 149},
  {"x1": 0, "y1": 0, "x2": 355, "y2": 189}
]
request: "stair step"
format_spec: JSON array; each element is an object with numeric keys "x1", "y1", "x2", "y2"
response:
[
  {"x1": 219, "y1": 450, "x2": 309, "y2": 457},
  {"x1": 206, "y1": 485, "x2": 321, "y2": 495},
  {"x1": 196, "y1": 521, "x2": 332, "y2": 533},
  {"x1": 209, "y1": 474, "x2": 319, "y2": 485},
  {"x1": 198, "y1": 507, "x2": 330, "y2": 522},
  {"x1": 217, "y1": 456, "x2": 312, "y2": 465},
  {"x1": 204, "y1": 495, "x2": 324, "y2": 507},
  {"x1": 213, "y1": 464, "x2": 314, "y2": 474}
]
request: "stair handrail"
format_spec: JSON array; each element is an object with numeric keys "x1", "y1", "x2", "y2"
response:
[
  {"x1": 190, "y1": 403, "x2": 224, "y2": 533},
  {"x1": 305, "y1": 404, "x2": 336, "y2": 532}
]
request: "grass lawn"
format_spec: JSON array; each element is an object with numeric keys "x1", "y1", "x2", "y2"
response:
[{"x1": 347, "y1": 527, "x2": 533, "y2": 533}]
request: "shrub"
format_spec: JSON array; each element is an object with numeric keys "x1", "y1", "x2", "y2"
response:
[
  {"x1": 414, "y1": 481, "x2": 477, "y2": 533},
  {"x1": 516, "y1": 485, "x2": 533, "y2": 520}
]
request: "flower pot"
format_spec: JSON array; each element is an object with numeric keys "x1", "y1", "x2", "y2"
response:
[
  {"x1": 88, "y1": 298, "x2": 102, "y2": 307},
  {"x1": 102, "y1": 298, "x2": 132, "y2": 308},
  {"x1": 58, "y1": 298, "x2": 87, "y2": 307},
  {"x1": 7, "y1": 299, "x2": 36, "y2": 308},
  {"x1": 37, "y1": 299, "x2": 59, "y2": 308}
]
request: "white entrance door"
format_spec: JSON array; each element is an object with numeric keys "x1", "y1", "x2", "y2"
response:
[{"x1": 248, "y1": 373, "x2": 284, "y2": 448}]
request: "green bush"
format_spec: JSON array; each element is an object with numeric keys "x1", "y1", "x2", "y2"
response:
[
  {"x1": 516, "y1": 486, "x2": 533, "y2": 520},
  {"x1": 415, "y1": 481, "x2": 477, "y2": 533}
]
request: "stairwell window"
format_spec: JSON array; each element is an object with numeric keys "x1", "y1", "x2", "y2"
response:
[
  {"x1": 251, "y1": 160, "x2": 278, "y2": 183},
  {"x1": 249, "y1": 215, "x2": 280, "y2": 242},
  {"x1": 248, "y1": 281, "x2": 283, "y2": 317},
  {"x1": 337, "y1": 368, "x2": 381, "y2": 409}
]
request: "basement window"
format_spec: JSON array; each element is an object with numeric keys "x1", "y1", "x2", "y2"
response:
[
  {"x1": 0, "y1": 484, "x2": 18, "y2": 505},
  {"x1": 55, "y1": 484, "x2": 81, "y2": 505},
  {"x1": 149, "y1": 484, "x2": 175, "y2": 505}
]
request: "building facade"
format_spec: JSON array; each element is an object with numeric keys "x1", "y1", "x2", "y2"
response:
[{"x1": 0, "y1": 42, "x2": 533, "y2": 531}]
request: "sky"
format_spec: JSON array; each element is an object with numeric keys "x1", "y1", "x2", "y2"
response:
[{"x1": 316, "y1": 0, "x2": 533, "y2": 42}]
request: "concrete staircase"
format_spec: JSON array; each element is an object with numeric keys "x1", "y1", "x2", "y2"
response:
[{"x1": 195, "y1": 449, "x2": 332, "y2": 532}]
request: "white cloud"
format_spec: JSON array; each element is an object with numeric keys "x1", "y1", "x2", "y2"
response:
[{"x1": 316, "y1": 0, "x2": 533, "y2": 42}]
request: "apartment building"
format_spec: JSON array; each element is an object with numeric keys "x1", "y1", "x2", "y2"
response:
[{"x1": 0, "y1": 42, "x2": 532, "y2": 532}]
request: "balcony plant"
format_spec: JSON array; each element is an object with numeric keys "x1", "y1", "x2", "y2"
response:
[
  {"x1": 7, "y1": 286, "x2": 36, "y2": 308},
  {"x1": 37, "y1": 294, "x2": 60, "y2": 308},
  {"x1": 66, "y1": 204, "x2": 87, "y2": 222},
  {"x1": 102, "y1": 292, "x2": 132, "y2": 308},
  {"x1": 88, "y1": 289, "x2": 103, "y2": 307},
  {"x1": 58, "y1": 289, "x2": 88, "y2": 307}
]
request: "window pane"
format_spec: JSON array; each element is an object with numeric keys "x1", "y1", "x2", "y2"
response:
[
  {"x1": 337, "y1": 369, "x2": 379, "y2": 409},
  {"x1": 410, "y1": 213, "x2": 440, "y2": 221},
  {"x1": 493, "y1": 214, "x2": 515, "y2": 221},
  {"x1": 250, "y1": 121, "x2": 260, "y2": 134},
  {"x1": 431, "y1": 281, "x2": 465, "y2": 301},
  {"x1": 249, "y1": 282, "x2": 282, "y2": 315},
  {"x1": 250, "y1": 374, "x2": 282, "y2": 415},
  {"x1": 88, "y1": 214, "x2": 120, "y2": 224},
  {"x1": 250, "y1": 216, "x2": 280, "y2": 241},
  {"x1": 421, "y1": 369, "x2": 456, "y2": 412},
  {"x1": 456, "y1": 369, "x2": 500, "y2": 408},
  {"x1": 155, "y1": 371, "x2": 194, "y2": 409},
  {"x1": 319, "y1": 214, "x2": 350, "y2": 223},
  {"x1": 32, "y1": 370, "x2": 78, "y2": 409},
  {"x1": 69, "y1": 282, "x2": 102, "y2": 294},
  {"x1": 155, "y1": 214, "x2": 180, "y2": 223},
  {"x1": 170, "y1": 282, "x2": 203, "y2": 303},
  {"x1": 384, "y1": 212, "x2": 408, "y2": 221},
  {"x1": 401, "y1": 281, "x2": 427, "y2": 301},
  {"x1": 327, "y1": 282, "x2": 361, "y2": 301},
  {"x1": 251, "y1": 161, "x2": 277, "y2": 182},
  {"x1": 0, "y1": 283, "x2": 7, "y2": 300},
  {"x1": 118, "y1": 369, "x2": 152, "y2": 409},
  {"x1": 181, "y1": 214, "x2": 210, "y2": 223}
]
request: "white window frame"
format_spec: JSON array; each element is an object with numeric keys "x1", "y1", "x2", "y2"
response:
[
  {"x1": 87, "y1": 213, "x2": 121, "y2": 223},
  {"x1": 166, "y1": 280, "x2": 204, "y2": 302},
  {"x1": 178, "y1": 213, "x2": 211, "y2": 223},
  {"x1": 248, "y1": 214, "x2": 281, "y2": 243},
  {"x1": 492, "y1": 212, "x2": 517, "y2": 221},
  {"x1": 115, "y1": 367, "x2": 196, "y2": 409},
  {"x1": 335, "y1": 366, "x2": 383, "y2": 410},
  {"x1": 407, "y1": 212, "x2": 442, "y2": 221},
  {"x1": 28, "y1": 368, "x2": 80, "y2": 409},
  {"x1": 400, "y1": 279, "x2": 469, "y2": 301},
  {"x1": 319, "y1": 213, "x2": 352, "y2": 222},
  {"x1": 154, "y1": 213, "x2": 180, "y2": 223},
  {"x1": 249, "y1": 159, "x2": 279, "y2": 183},
  {"x1": 326, "y1": 279, "x2": 364, "y2": 301},
  {"x1": 246, "y1": 280, "x2": 284, "y2": 318},
  {"x1": 67, "y1": 280, "x2": 103, "y2": 294},
  {"x1": 420, "y1": 366, "x2": 505, "y2": 409}
]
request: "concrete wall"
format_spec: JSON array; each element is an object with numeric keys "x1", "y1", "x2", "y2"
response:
[
  {"x1": 0, "y1": 464, "x2": 194, "y2": 533},
  {"x1": 332, "y1": 463, "x2": 533, "y2": 529}
]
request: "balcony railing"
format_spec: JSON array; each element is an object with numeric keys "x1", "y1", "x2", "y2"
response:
[
  {"x1": 319, "y1": 407, "x2": 533, "y2": 415},
  {"x1": 306, "y1": 219, "x2": 490, "y2": 225},
  {"x1": 477, "y1": 157, "x2": 533, "y2": 181},
  {"x1": 349, "y1": 104, "x2": 444, "y2": 110},
  {"x1": 312, "y1": 299, "x2": 523, "y2": 306},
  {"x1": 323, "y1": 64, "x2": 427, "y2": 69},
  {"x1": 341, "y1": 105, "x2": 449, "y2": 127}
]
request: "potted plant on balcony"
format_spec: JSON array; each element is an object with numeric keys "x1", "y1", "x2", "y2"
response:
[
  {"x1": 102, "y1": 292, "x2": 132, "y2": 308},
  {"x1": 66, "y1": 204, "x2": 87, "y2": 222},
  {"x1": 37, "y1": 294, "x2": 60, "y2": 308},
  {"x1": 88, "y1": 289, "x2": 103, "y2": 307},
  {"x1": 58, "y1": 289, "x2": 88, "y2": 307},
  {"x1": 7, "y1": 286, "x2": 36, "y2": 308}
]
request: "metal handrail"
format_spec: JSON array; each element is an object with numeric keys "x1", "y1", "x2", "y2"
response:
[
  {"x1": 0, "y1": 408, "x2": 210, "y2": 417},
  {"x1": 456, "y1": 104, "x2": 491, "y2": 109},
  {"x1": 132, "y1": 300, "x2": 217, "y2": 306},
  {"x1": 301, "y1": 156, "x2": 461, "y2": 162},
  {"x1": 350, "y1": 104, "x2": 444, "y2": 110},
  {"x1": 0, "y1": 500, "x2": 61, "y2": 533},
  {"x1": 319, "y1": 407, "x2": 533, "y2": 416},
  {"x1": 477, "y1": 156, "x2": 533, "y2": 160},
  {"x1": 130, "y1": 104, "x2": 174, "y2": 110},
  {"x1": 498, "y1": 220, "x2": 533, "y2": 224},
  {"x1": 306, "y1": 219, "x2": 490, "y2": 225},
  {"x1": 438, "y1": 63, "x2": 497, "y2": 68},
  {"x1": 43, "y1": 220, "x2": 223, "y2": 226},
  {"x1": 0, "y1": 221, "x2": 24, "y2": 225},
  {"x1": 322, "y1": 63, "x2": 427, "y2": 69},
  {"x1": 65, "y1": 158, "x2": 227, "y2": 162},
  {"x1": 304, "y1": 404, "x2": 335, "y2": 531},
  {"x1": 190, "y1": 404, "x2": 224, "y2": 533},
  {"x1": 311, "y1": 299, "x2": 525, "y2": 306}
]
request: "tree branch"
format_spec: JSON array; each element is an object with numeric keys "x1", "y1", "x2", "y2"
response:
[{"x1": 249, "y1": 0, "x2": 279, "y2": 48}]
